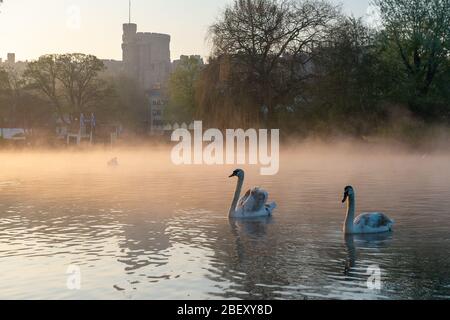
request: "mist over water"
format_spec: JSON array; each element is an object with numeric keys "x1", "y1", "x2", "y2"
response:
[{"x1": 0, "y1": 145, "x2": 449, "y2": 299}]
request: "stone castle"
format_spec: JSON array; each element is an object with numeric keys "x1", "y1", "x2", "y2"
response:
[{"x1": 121, "y1": 23, "x2": 171, "y2": 90}]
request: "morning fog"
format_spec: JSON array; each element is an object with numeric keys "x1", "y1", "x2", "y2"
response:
[{"x1": 171, "y1": 121, "x2": 280, "y2": 175}]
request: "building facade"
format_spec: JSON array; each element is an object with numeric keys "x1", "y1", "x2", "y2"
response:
[{"x1": 146, "y1": 88, "x2": 168, "y2": 135}]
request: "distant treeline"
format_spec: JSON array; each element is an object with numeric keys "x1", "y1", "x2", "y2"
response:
[
  {"x1": 0, "y1": 53, "x2": 148, "y2": 137},
  {"x1": 1, "y1": 0, "x2": 450, "y2": 146},
  {"x1": 167, "y1": 0, "x2": 450, "y2": 143}
]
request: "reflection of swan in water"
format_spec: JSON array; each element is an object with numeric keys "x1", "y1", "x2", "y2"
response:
[
  {"x1": 228, "y1": 217, "x2": 273, "y2": 279},
  {"x1": 228, "y1": 217, "x2": 273, "y2": 261},
  {"x1": 342, "y1": 186, "x2": 394, "y2": 234},
  {"x1": 229, "y1": 216, "x2": 274, "y2": 239},
  {"x1": 228, "y1": 169, "x2": 277, "y2": 219},
  {"x1": 217, "y1": 216, "x2": 288, "y2": 299},
  {"x1": 344, "y1": 233, "x2": 393, "y2": 276}
]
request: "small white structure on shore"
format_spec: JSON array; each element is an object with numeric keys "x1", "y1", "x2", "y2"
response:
[
  {"x1": 66, "y1": 113, "x2": 96, "y2": 145},
  {"x1": 0, "y1": 128, "x2": 26, "y2": 141},
  {"x1": 162, "y1": 122, "x2": 196, "y2": 135}
]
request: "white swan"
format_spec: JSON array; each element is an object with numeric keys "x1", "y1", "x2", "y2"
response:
[
  {"x1": 228, "y1": 169, "x2": 277, "y2": 219},
  {"x1": 342, "y1": 186, "x2": 394, "y2": 234}
]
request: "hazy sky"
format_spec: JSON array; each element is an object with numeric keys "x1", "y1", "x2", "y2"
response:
[{"x1": 0, "y1": 0, "x2": 371, "y2": 62}]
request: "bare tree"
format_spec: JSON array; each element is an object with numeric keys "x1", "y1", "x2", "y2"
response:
[{"x1": 209, "y1": 0, "x2": 339, "y2": 124}]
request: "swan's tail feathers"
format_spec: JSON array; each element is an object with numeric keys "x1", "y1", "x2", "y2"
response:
[
  {"x1": 266, "y1": 202, "x2": 277, "y2": 215},
  {"x1": 386, "y1": 216, "x2": 395, "y2": 226},
  {"x1": 389, "y1": 219, "x2": 395, "y2": 230}
]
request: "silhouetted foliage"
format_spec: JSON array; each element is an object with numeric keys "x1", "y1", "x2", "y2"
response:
[
  {"x1": 0, "y1": 66, "x2": 51, "y2": 130},
  {"x1": 3, "y1": 0, "x2": 450, "y2": 144},
  {"x1": 165, "y1": 56, "x2": 203, "y2": 123},
  {"x1": 207, "y1": 0, "x2": 339, "y2": 127},
  {"x1": 197, "y1": 0, "x2": 450, "y2": 138},
  {"x1": 99, "y1": 75, "x2": 148, "y2": 132},
  {"x1": 24, "y1": 53, "x2": 110, "y2": 124},
  {"x1": 375, "y1": 0, "x2": 450, "y2": 121}
]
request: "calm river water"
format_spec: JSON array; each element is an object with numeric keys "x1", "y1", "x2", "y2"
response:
[{"x1": 0, "y1": 147, "x2": 449, "y2": 300}]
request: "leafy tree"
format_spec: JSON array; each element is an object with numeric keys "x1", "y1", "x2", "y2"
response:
[
  {"x1": 98, "y1": 75, "x2": 148, "y2": 132},
  {"x1": 0, "y1": 67, "x2": 10, "y2": 128},
  {"x1": 166, "y1": 56, "x2": 203, "y2": 123},
  {"x1": 0, "y1": 66, "x2": 51, "y2": 130},
  {"x1": 24, "y1": 53, "x2": 110, "y2": 124},
  {"x1": 374, "y1": 0, "x2": 450, "y2": 120}
]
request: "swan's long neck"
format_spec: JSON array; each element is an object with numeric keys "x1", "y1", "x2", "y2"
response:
[
  {"x1": 344, "y1": 195, "x2": 356, "y2": 234},
  {"x1": 229, "y1": 174, "x2": 244, "y2": 217}
]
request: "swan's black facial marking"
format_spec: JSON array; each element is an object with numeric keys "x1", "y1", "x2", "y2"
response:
[
  {"x1": 342, "y1": 186, "x2": 354, "y2": 203},
  {"x1": 229, "y1": 169, "x2": 244, "y2": 178},
  {"x1": 229, "y1": 170, "x2": 238, "y2": 178}
]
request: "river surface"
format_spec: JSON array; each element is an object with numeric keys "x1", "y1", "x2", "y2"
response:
[{"x1": 0, "y1": 147, "x2": 449, "y2": 300}]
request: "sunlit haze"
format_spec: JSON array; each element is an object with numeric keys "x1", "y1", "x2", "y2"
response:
[
  {"x1": 0, "y1": 0, "x2": 369, "y2": 61},
  {"x1": 1, "y1": 0, "x2": 449, "y2": 303}
]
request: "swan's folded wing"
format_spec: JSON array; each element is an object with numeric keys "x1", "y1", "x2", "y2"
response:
[
  {"x1": 250, "y1": 188, "x2": 269, "y2": 211},
  {"x1": 357, "y1": 213, "x2": 392, "y2": 228},
  {"x1": 238, "y1": 189, "x2": 253, "y2": 209}
]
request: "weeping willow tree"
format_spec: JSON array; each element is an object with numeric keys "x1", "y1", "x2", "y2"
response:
[{"x1": 195, "y1": 56, "x2": 263, "y2": 129}]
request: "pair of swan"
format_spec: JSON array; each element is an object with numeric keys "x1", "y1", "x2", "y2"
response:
[{"x1": 228, "y1": 169, "x2": 394, "y2": 235}]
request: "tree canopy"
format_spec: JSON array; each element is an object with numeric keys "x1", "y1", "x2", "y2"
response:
[
  {"x1": 209, "y1": 0, "x2": 339, "y2": 126},
  {"x1": 24, "y1": 53, "x2": 110, "y2": 124},
  {"x1": 165, "y1": 56, "x2": 203, "y2": 123}
]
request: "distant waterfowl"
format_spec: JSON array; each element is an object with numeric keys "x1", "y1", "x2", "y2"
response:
[
  {"x1": 228, "y1": 169, "x2": 277, "y2": 219},
  {"x1": 342, "y1": 186, "x2": 394, "y2": 234},
  {"x1": 108, "y1": 157, "x2": 119, "y2": 167}
]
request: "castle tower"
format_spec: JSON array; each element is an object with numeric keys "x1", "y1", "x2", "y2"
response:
[
  {"x1": 122, "y1": 23, "x2": 138, "y2": 81},
  {"x1": 121, "y1": 23, "x2": 171, "y2": 90}
]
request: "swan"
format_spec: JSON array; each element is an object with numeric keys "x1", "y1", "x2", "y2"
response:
[
  {"x1": 228, "y1": 169, "x2": 277, "y2": 219},
  {"x1": 342, "y1": 186, "x2": 394, "y2": 234},
  {"x1": 108, "y1": 157, "x2": 119, "y2": 167}
]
